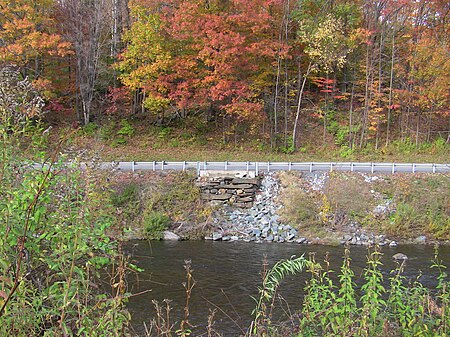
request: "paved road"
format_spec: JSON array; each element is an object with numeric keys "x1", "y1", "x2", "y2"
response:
[{"x1": 100, "y1": 161, "x2": 449, "y2": 174}]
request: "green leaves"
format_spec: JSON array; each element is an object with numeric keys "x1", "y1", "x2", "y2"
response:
[
  {"x1": 0, "y1": 113, "x2": 129, "y2": 335},
  {"x1": 251, "y1": 255, "x2": 309, "y2": 335}
]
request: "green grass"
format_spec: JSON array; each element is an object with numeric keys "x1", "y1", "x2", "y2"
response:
[
  {"x1": 47, "y1": 119, "x2": 449, "y2": 163},
  {"x1": 107, "y1": 171, "x2": 213, "y2": 239}
]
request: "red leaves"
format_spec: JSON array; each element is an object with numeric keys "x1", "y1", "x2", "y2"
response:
[
  {"x1": 389, "y1": 104, "x2": 401, "y2": 110},
  {"x1": 105, "y1": 87, "x2": 132, "y2": 115},
  {"x1": 125, "y1": 0, "x2": 282, "y2": 120}
]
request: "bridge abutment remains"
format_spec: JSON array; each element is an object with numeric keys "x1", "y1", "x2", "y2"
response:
[{"x1": 196, "y1": 171, "x2": 261, "y2": 208}]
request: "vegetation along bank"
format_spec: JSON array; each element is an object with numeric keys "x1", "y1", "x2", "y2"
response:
[{"x1": 110, "y1": 169, "x2": 449, "y2": 246}]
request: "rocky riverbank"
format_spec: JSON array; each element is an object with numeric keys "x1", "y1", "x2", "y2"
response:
[
  {"x1": 203, "y1": 173, "x2": 392, "y2": 246},
  {"x1": 109, "y1": 169, "x2": 448, "y2": 245},
  {"x1": 199, "y1": 172, "x2": 449, "y2": 246}
]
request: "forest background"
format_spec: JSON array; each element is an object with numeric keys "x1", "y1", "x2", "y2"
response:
[{"x1": 1, "y1": 0, "x2": 449, "y2": 159}]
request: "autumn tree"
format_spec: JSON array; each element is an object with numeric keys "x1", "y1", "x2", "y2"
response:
[
  {"x1": 0, "y1": 0, "x2": 70, "y2": 70},
  {"x1": 394, "y1": 0, "x2": 450, "y2": 145},
  {"x1": 291, "y1": 0, "x2": 362, "y2": 150},
  {"x1": 116, "y1": 1, "x2": 173, "y2": 118},
  {"x1": 117, "y1": 0, "x2": 284, "y2": 130},
  {"x1": 57, "y1": 0, "x2": 116, "y2": 125},
  {"x1": 0, "y1": 0, "x2": 71, "y2": 98}
]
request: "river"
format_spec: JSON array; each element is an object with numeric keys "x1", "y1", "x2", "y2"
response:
[{"x1": 125, "y1": 241, "x2": 450, "y2": 336}]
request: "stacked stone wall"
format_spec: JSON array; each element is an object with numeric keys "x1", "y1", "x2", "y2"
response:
[{"x1": 196, "y1": 176, "x2": 260, "y2": 208}]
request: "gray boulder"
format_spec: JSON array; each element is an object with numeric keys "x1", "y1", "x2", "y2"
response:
[
  {"x1": 393, "y1": 253, "x2": 408, "y2": 260},
  {"x1": 163, "y1": 231, "x2": 180, "y2": 241}
]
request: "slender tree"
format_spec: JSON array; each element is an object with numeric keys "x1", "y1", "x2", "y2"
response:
[{"x1": 57, "y1": 0, "x2": 110, "y2": 125}]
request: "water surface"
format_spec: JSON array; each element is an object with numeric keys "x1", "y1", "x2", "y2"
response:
[{"x1": 125, "y1": 241, "x2": 449, "y2": 336}]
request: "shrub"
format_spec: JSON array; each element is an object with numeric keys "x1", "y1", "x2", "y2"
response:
[
  {"x1": 144, "y1": 211, "x2": 170, "y2": 239},
  {"x1": 111, "y1": 182, "x2": 139, "y2": 207},
  {"x1": 249, "y1": 247, "x2": 450, "y2": 337},
  {"x1": 81, "y1": 122, "x2": 98, "y2": 136},
  {"x1": 0, "y1": 134, "x2": 130, "y2": 334},
  {"x1": 99, "y1": 120, "x2": 116, "y2": 141},
  {"x1": 117, "y1": 119, "x2": 135, "y2": 138}
]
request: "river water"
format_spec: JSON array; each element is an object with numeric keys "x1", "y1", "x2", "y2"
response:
[{"x1": 125, "y1": 241, "x2": 450, "y2": 336}]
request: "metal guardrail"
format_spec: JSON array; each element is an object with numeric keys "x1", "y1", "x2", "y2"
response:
[{"x1": 97, "y1": 161, "x2": 450, "y2": 175}]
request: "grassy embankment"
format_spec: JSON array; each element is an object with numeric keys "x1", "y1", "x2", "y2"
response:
[
  {"x1": 47, "y1": 116, "x2": 449, "y2": 163},
  {"x1": 108, "y1": 171, "x2": 213, "y2": 240},
  {"x1": 42, "y1": 117, "x2": 449, "y2": 242},
  {"x1": 279, "y1": 172, "x2": 449, "y2": 243}
]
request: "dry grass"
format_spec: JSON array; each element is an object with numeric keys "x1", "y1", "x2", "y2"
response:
[
  {"x1": 379, "y1": 174, "x2": 450, "y2": 239},
  {"x1": 324, "y1": 172, "x2": 376, "y2": 219},
  {"x1": 278, "y1": 172, "x2": 320, "y2": 228},
  {"x1": 278, "y1": 171, "x2": 450, "y2": 242}
]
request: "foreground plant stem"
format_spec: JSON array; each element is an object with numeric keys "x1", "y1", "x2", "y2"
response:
[{"x1": 0, "y1": 138, "x2": 64, "y2": 318}]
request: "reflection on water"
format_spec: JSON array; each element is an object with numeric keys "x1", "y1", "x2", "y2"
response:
[{"x1": 125, "y1": 241, "x2": 449, "y2": 336}]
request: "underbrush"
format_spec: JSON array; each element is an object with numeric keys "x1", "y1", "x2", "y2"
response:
[
  {"x1": 255, "y1": 246, "x2": 450, "y2": 337},
  {"x1": 382, "y1": 175, "x2": 450, "y2": 239},
  {"x1": 46, "y1": 114, "x2": 449, "y2": 163},
  {"x1": 109, "y1": 172, "x2": 213, "y2": 239},
  {"x1": 1, "y1": 126, "x2": 131, "y2": 335}
]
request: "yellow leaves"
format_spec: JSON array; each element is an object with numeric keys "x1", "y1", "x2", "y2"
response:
[
  {"x1": 143, "y1": 95, "x2": 170, "y2": 114},
  {"x1": 297, "y1": 13, "x2": 354, "y2": 73},
  {"x1": 0, "y1": 0, "x2": 70, "y2": 65}
]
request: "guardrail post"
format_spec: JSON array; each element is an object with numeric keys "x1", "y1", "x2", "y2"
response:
[
  {"x1": 310, "y1": 162, "x2": 313, "y2": 173},
  {"x1": 330, "y1": 162, "x2": 334, "y2": 172},
  {"x1": 432, "y1": 163, "x2": 436, "y2": 173},
  {"x1": 131, "y1": 161, "x2": 135, "y2": 172},
  {"x1": 267, "y1": 162, "x2": 270, "y2": 172},
  {"x1": 161, "y1": 161, "x2": 164, "y2": 171},
  {"x1": 392, "y1": 163, "x2": 395, "y2": 174},
  {"x1": 246, "y1": 161, "x2": 249, "y2": 171},
  {"x1": 350, "y1": 162, "x2": 354, "y2": 172},
  {"x1": 288, "y1": 162, "x2": 292, "y2": 171},
  {"x1": 255, "y1": 162, "x2": 259, "y2": 175},
  {"x1": 182, "y1": 161, "x2": 186, "y2": 171},
  {"x1": 224, "y1": 161, "x2": 227, "y2": 171},
  {"x1": 152, "y1": 161, "x2": 156, "y2": 171},
  {"x1": 196, "y1": 162, "x2": 200, "y2": 176},
  {"x1": 371, "y1": 162, "x2": 374, "y2": 174},
  {"x1": 412, "y1": 163, "x2": 416, "y2": 173}
]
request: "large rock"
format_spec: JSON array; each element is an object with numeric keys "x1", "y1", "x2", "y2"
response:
[
  {"x1": 163, "y1": 231, "x2": 180, "y2": 241},
  {"x1": 296, "y1": 237, "x2": 307, "y2": 244},
  {"x1": 220, "y1": 184, "x2": 255, "y2": 190},
  {"x1": 212, "y1": 232, "x2": 223, "y2": 241},
  {"x1": 389, "y1": 241, "x2": 398, "y2": 247},
  {"x1": 232, "y1": 178, "x2": 259, "y2": 185},
  {"x1": 393, "y1": 253, "x2": 408, "y2": 260},
  {"x1": 414, "y1": 235, "x2": 427, "y2": 244},
  {"x1": 209, "y1": 193, "x2": 233, "y2": 200}
]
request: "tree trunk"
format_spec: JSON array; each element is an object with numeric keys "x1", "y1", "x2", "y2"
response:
[
  {"x1": 60, "y1": 0, "x2": 108, "y2": 126},
  {"x1": 386, "y1": 29, "x2": 395, "y2": 146},
  {"x1": 292, "y1": 61, "x2": 312, "y2": 151}
]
